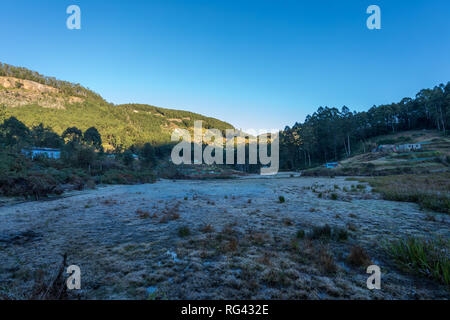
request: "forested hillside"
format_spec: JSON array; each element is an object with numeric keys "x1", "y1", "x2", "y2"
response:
[
  {"x1": 279, "y1": 82, "x2": 450, "y2": 170},
  {"x1": 0, "y1": 63, "x2": 234, "y2": 150}
]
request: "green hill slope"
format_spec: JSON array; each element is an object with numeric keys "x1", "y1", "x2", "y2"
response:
[{"x1": 0, "y1": 62, "x2": 234, "y2": 150}]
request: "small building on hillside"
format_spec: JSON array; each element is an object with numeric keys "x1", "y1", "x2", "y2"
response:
[
  {"x1": 396, "y1": 144, "x2": 422, "y2": 152},
  {"x1": 21, "y1": 147, "x2": 61, "y2": 159},
  {"x1": 324, "y1": 162, "x2": 338, "y2": 168}
]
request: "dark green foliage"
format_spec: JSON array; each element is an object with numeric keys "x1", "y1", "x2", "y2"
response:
[
  {"x1": 72, "y1": 145, "x2": 96, "y2": 168},
  {"x1": 0, "y1": 116, "x2": 30, "y2": 146},
  {"x1": 140, "y1": 142, "x2": 155, "y2": 165},
  {"x1": 334, "y1": 227, "x2": 349, "y2": 241},
  {"x1": 99, "y1": 169, "x2": 155, "y2": 185},
  {"x1": 308, "y1": 225, "x2": 349, "y2": 242},
  {"x1": 122, "y1": 150, "x2": 135, "y2": 166},
  {"x1": 62, "y1": 127, "x2": 83, "y2": 144},
  {"x1": 309, "y1": 225, "x2": 332, "y2": 240},
  {"x1": 296, "y1": 229, "x2": 305, "y2": 239},
  {"x1": 83, "y1": 127, "x2": 102, "y2": 150},
  {"x1": 178, "y1": 226, "x2": 191, "y2": 237},
  {"x1": 31, "y1": 123, "x2": 63, "y2": 148}
]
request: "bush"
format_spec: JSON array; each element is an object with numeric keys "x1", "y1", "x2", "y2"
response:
[
  {"x1": 0, "y1": 172, "x2": 59, "y2": 199},
  {"x1": 122, "y1": 150, "x2": 135, "y2": 166},
  {"x1": 309, "y1": 225, "x2": 332, "y2": 240},
  {"x1": 178, "y1": 226, "x2": 191, "y2": 237},
  {"x1": 318, "y1": 248, "x2": 338, "y2": 274},
  {"x1": 296, "y1": 229, "x2": 305, "y2": 239},
  {"x1": 386, "y1": 237, "x2": 449, "y2": 285},
  {"x1": 347, "y1": 245, "x2": 372, "y2": 267},
  {"x1": 308, "y1": 225, "x2": 349, "y2": 242},
  {"x1": 334, "y1": 227, "x2": 349, "y2": 241}
]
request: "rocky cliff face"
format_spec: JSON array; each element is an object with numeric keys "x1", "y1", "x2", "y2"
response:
[{"x1": 0, "y1": 76, "x2": 83, "y2": 109}]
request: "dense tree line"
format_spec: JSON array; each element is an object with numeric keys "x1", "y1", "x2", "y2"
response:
[
  {"x1": 279, "y1": 82, "x2": 450, "y2": 170},
  {"x1": 0, "y1": 115, "x2": 161, "y2": 166},
  {"x1": 0, "y1": 115, "x2": 161, "y2": 199}
]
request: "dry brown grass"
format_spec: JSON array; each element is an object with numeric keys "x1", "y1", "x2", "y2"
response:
[
  {"x1": 136, "y1": 209, "x2": 150, "y2": 219},
  {"x1": 221, "y1": 224, "x2": 237, "y2": 236},
  {"x1": 102, "y1": 199, "x2": 118, "y2": 206},
  {"x1": 249, "y1": 232, "x2": 268, "y2": 246},
  {"x1": 347, "y1": 245, "x2": 372, "y2": 267},
  {"x1": 159, "y1": 203, "x2": 181, "y2": 223},
  {"x1": 318, "y1": 247, "x2": 338, "y2": 274},
  {"x1": 257, "y1": 252, "x2": 273, "y2": 266},
  {"x1": 223, "y1": 238, "x2": 239, "y2": 252},
  {"x1": 200, "y1": 224, "x2": 215, "y2": 233}
]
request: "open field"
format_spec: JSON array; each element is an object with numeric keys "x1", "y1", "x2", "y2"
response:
[{"x1": 0, "y1": 175, "x2": 448, "y2": 299}]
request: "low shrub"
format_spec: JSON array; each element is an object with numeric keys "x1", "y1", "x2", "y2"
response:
[
  {"x1": 347, "y1": 245, "x2": 372, "y2": 267},
  {"x1": 178, "y1": 226, "x2": 191, "y2": 237},
  {"x1": 386, "y1": 237, "x2": 449, "y2": 285},
  {"x1": 296, "y1": 229, "x2": 305, "y2": 239},
  {"x1": 318, "y1": 248, "x2": 338, "y2": 274},
  {"x1": 308, "y1": 225, "x2": 349, "y2": 242}
]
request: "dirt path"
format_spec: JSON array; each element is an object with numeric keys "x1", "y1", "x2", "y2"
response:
[{"x1": 0, "y1": 176, "x2": 448, "y2": 299}]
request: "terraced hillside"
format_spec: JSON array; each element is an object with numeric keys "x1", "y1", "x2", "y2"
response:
[
  {"x1": 304, "y1": 130, "x2": 450, "y2": 177},
  {"x1": 340, "y1": 130, "x2": 450, "y2": 175}
]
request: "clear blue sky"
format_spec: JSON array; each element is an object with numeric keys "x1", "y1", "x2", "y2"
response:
[{"x1": 1, "y1": 0, "x2": 449, "y2": 130}]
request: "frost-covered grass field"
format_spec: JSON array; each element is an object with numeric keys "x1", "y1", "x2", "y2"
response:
[{"x1": 0, "y1": 175, "x2": 448, "y2": 299}]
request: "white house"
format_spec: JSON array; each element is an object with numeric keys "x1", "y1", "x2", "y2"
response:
[
  {"x1": 396, "y1": 144, "x2": 422, "y2": 152},
  {"x1": 21, "y1": 147, "x2": 61, "y2": 159}
]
